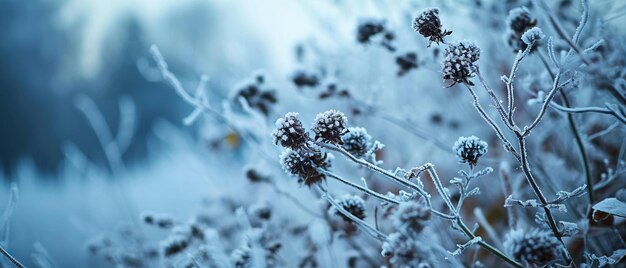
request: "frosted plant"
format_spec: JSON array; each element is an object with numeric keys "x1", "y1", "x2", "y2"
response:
[
  {"x1": 442, "y1": 40, "x2": 480, "y2": 87},
  {"x1": 412, "y1": 8, "x2": 451, "y2": 46},
  {"x1": 452, "y1": 136, "x2": 488, "y2": 167},
  {"x1": 291, "y1": 69, "x2": 320, "y2": 88},
  {"x1": 340, "y1": 127, "x2": 372, "y2": 158},
  {"x1": 503, "y1": 228, "x2": 562, "y2": 266},
  {"x1": 279, "y1": 148, "x2": 332, "y2": 187},
  {"x1": 391, "y1": 200, "x2": 431, "y2": 238},
  {"x1": 395, "y1": 52, "x2": 419, "y2": 76},
  {"x1": 328, "y1": 194, "x2": 367, "y2": 222},
  {"x1": 272, "y1": 112, "x2": 308, "y2": 150},
  {"x1": 356, "y1": 18, "x2": 395, "y2": 51},
  {"x1": 311, "y1": 109, "x2": 348, "y2": 144}
]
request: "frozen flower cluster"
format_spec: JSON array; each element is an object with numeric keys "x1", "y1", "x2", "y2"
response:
[
  {"x1": 442, "y1": 40, "x2": 480, "y2": 87},
  {"x1": 453, "y1": 136, "x2": 488, "y2": 166},
  {"x1": 505, "y1": 7, "x2": 537, "y2": 51},
  {"x1": 311, "y1": 109, "x2": 348, "y2": 144},
  {"x1": 328, "y1": 194, "x2": 367, "y2": 222},
  {"x1": 503, "y1": 228, "x2": 562, "y2": 266},
  {"x1": 412, "y1": 8, "x2": 451, "y2": 46}
]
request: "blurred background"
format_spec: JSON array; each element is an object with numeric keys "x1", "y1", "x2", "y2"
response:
[{"x1": 1, "y1": 0, "x2": 625, "y2": 267}]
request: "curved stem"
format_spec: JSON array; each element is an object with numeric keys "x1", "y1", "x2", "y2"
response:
[
  {"x1": 456, "y1": 219, "x2": 523, "y2": 268},
  {"x1": 320, "y1": 170, "x2": 400, "y2": 205}
]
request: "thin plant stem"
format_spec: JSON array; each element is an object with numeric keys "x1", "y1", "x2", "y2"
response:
[
  {"x1": 0, "y1": 245, "x2": 25, "y2": 268},
  {"x1": 320, "y1": 169, "x2": 400, "y2": 205}
]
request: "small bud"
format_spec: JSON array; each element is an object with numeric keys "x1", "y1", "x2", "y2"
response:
[{"x1": 521, "y1": 27, "x2": 545, "y2": 46}]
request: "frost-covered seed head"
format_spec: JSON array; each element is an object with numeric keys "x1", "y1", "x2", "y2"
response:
[
  {"x1": 312, "y1": 109, "x2": 348, "y2": 144},
  {"x1": 506, "y1": 7, "x2": 537, "y2": 34},
  {"x1": 381, "y1": 232, "x2": 431, "y2": 268},
  {"x1": 412, "y1": 8, "x2": 451, "y2": 46},
  {"x1": 341, "y1": 127, "x2": 372, "y2": 157},
  {"x1": 453, "y1": 136, "x2": 488, "y2": 166},
  {"x1": 392, "y1": 201, "x2": 431, "y2": 237},
  {"x1": 503, "y1": 228, "x2": 562, "y2": 266},
  {"x1": 328, "y1": 194, "x2": 367, "y2": 222},
  {"x1": 273, "y1": 112, "x2": 308, "y2": 149},
  {"x1": 280, "y1": 149, "x2": 332, "y2": 187},
  {"x1": 521, "y1": 27, "x2": 545, "y2": 46},
  {"x1": 442, "y1": 40, "x2": 480, "y2": 87}
]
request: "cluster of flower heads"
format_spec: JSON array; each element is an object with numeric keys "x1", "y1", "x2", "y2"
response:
[
  {"x1": 273, "y1": 110, "x2": 351, "y2": 186},
  {"x1": 328, "y1": 194, "x2": 367, "y2": 222},
  {"x1": 505, "y1": 7, "x2": 538, "y2": 51},
  {"x1": 453, "y1": 136, "x2": 488, "y2": 167},
  {"x1": 381, "y1": 232, "x2": 432, "y2": 268},
  {"x1": 412, "y1": 8, "x2": 452, "y2": 47},
  {"x1": 356, "y1": 19, "x2": 396, "y2": 51},
  {"x1": 503, "y1": 228, "x2": 562, "y2": 266},
  {"x1": 391, "y1": 200, "x2": 431, "y2": 238},
  {"x1": 232, "y1": 72, "x2": 277, "y2": 116},
  {"x1": 442, "y1": 40, "x2": 481, "y2": 87}
]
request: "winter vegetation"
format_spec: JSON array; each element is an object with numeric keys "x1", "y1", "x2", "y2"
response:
[{"x1": 2, "y1": 0, "x2": 626, "y2": 267}]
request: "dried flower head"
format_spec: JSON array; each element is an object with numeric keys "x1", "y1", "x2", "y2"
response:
[
  {"x1": 453, "y1": 136, "x2": 488, "y2": 166},
  {"x1": 506, "y1": 7, "x2": 537, "y2": 34},
  {"x1": 505, "y1": 7, "x2": 537, "y2": 51},
  {"x1": 328, "y1": 194, "x2": 367, "y2": 222},
  {"x1": 341, "y1": 127, "x2": 372, "y2": 157},
  {"x1": 504, "y1": 228, "x2": 562, "y2": 266},
  {"x1": 357, "y1": 19, "x2": 386, "y2": 44},
  {"x1": 396, "y1": 52, "x2": 418, "y2": 76},
  {"x1": 291, "y1": 70, "x2": 320, "y2": 88},
  {"x1": 442, "y1": 40, "x2": 480, "y2": 87},
  {"x1": 233, "y1": 72, "x2": 277, "y2": 116},
  {"x1": 392, "y1": 201, "x2": 431, "y2": 237},
  {"x1": 280, "y1": 149, "x2": 332, "y2": 187},
  {"x1": 311, "y1": 109, "x2": 348, "y2": 144},
  {"x1": 381, "y1": 232, "x2": 431, "y2": 268},
  {"x1": 412, "y1": 8, "x2": 452, "y2": 46},
  {"x1": 521, "y1": 27, "x2": 545, "y2": 46},
  {"x1": 273, "y1": 112, "x2": 308, "y2": 149}
]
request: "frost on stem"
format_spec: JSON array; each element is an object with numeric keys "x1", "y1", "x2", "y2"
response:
[
  {"x1": 381, "y1": 232, "x2": 431, "y2": 268},
  {"x1": 328, "y1": 194, "x2": 367, "y2": 223},
  {"x1": 442, "y1": 40, "x2": 480, "y2": 87},
  {"x1": 453, "y1": 136, "x2": 488, "y2": 167},
  {"x1": 504, "y1": 7, "x2": 537, "y2": 51},
  {"x1": 503, "y1": 228, "x2": 562, "y2": 266},
  {"x1": 279, "y1": 149, "x2": 332, "y2": 187},
  {"x1": 311, "y1": 109, "x2": 348, "y2": 144},
  {"x1": 273, "y1": 112, "x2": 308, "y2": 150},
  {"x1": 392, "y1": 200, "x2": 431, "y2": 238},
  {"x1": 412, "y1": 8, "x2": 452, "y2": 47}
]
